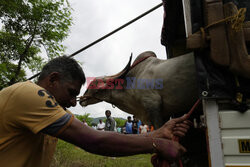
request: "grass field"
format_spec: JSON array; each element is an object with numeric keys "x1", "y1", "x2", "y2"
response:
[{"x1": 51, "y1": 139, "x2": 153, "y2": 167}]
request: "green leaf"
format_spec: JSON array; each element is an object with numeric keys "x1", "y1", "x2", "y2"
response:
[{"x1": 0, "y1": 0, "x2": 73, "y2": 86}]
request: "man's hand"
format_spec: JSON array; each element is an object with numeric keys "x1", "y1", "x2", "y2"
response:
[
  {"x1": 149, "y1": 115, "x2": 192, "y2": 140},
  {"x1": 154, "y1": 138, "x2": 186, "y2": 160}
]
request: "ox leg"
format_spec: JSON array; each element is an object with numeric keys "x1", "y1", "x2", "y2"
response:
[{"x1": 141, "y1": 95, "x2": 164, "y2": 129}]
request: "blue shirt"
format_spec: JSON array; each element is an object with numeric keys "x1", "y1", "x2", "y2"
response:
[
  {"x1": 125, "y1": 121, "x2": 133, "y2": 134},
  {"x1": 137, "y1": 120, "x2": 142, "y2": 134}
]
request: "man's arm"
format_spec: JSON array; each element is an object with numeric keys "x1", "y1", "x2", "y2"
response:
[{"x1": 56, "y1": 118, "x2": 186, "y2": 159}]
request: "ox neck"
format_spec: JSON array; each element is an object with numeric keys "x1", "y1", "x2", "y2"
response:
[{"x1": 108, "y1": 89, "x2": 131, "y2": 110}]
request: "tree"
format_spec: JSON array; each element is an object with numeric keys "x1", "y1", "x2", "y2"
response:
[
  {"x1": 0, "y1": 0, "x2": 73, "y2": 89},
  {"x1": 75, "y1": 114, "x2": 93, "y2": 126},
  {"x1": 114, "y1": 118, "x2": 126, "y2": 127}
]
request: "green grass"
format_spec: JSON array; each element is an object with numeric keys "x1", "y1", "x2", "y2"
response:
[{"x1": 51, "y1": 139, "x2": 153, "y2": 167}]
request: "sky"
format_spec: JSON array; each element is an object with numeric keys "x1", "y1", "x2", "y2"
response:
[{"x1": 48, "y1": 0, "x2": 167, "y2": 119}]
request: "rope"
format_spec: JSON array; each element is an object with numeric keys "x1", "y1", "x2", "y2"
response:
[
  {"x1": 230, "y1": 8, "x2": 247, "y2": 31},
  {"x1": 68, "y1": 3, "x2": 163, "y2": 58},
  {"x1": 172, "y1": 99, "x2": 201, "y2": 167},
  {"x1": 151, "y1": 99, "x2": 201, "y2": 167},
  {"x1": 234, "y1": 76, "x2": 243, "y2": 103},
  {"x1": 200, "y1": 8, "x2": 246, "y2": 47},
  {"x1": 206, "y1": 8, "x2": 246, "y2": 31},
  {"x1": 28, "y1": 3, "x2": 163, "y2": 80}
]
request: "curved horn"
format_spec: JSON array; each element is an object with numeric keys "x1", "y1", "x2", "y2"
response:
[{"x1": 107, "y1": 53, "x2": 132, "y2": 80}]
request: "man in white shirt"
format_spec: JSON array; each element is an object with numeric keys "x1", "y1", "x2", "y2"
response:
[
  {"x1": 140, "y1": 123, "x2": 149, "y2": 134},
  {"x1": 97, "y1": 119, "x2": 105, "y2": 131}
]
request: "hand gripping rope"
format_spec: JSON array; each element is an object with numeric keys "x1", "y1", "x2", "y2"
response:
[{"x1": 151, "y1": 99, "x2": 201, "y2": 167}]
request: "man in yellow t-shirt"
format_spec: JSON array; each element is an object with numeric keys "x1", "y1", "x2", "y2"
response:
[
  {"x1": 0, "y1": 56, "x2": 191, "y2": 167},
  {"x1": 0, "y1": 56, "x2": 82, "y2": 167}
]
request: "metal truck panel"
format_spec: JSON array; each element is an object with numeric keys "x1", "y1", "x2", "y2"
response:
[{"x1": 219, "y1": 109, "x2": 250, "y2": 166}]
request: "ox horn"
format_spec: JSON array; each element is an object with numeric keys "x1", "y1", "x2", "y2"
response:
[{"x1": 108, "y1": 53, "x2": 132, "y2": 80}]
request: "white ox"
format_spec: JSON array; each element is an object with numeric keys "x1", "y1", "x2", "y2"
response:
[{"x1": 80, "y1": 51, "x2": 199, "y2": 128}]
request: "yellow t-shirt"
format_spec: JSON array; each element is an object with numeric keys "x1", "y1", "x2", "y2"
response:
[{"x1": 0, "y1": 81, "x2": 69, "y2": 167}]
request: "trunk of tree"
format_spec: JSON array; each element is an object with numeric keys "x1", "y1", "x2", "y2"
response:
[{"x1": 8, "y1": 34, "x2": 35, "y2": 85}]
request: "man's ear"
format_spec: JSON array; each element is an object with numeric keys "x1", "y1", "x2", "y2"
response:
[{"x1": 48, "y1": 72, "x2": 60, "y2": 86}]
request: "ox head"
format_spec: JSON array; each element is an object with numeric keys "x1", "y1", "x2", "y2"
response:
[{"x1": 80, "y1": 55, "x2": 132, "y2": 107}]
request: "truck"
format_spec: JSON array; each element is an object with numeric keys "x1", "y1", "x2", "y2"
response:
[{"x1": 161, "y1": 0, "x2": 250, "y2": 166}]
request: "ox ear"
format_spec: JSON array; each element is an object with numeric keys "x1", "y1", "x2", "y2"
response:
[{"x1": 112, "y1": 53, "x2": 132, "y2": 79}]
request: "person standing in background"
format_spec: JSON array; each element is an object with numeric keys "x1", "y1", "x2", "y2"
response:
[
  {"x1": 116, "y1": 127, "x2": 122, "y2": 133},
  {"x1": 150, "y1": 124, "x2": 154, "y2": 132},
  {"x1": 132, "y1": 116, "x2": 138, "y2": 134},
  {"x1": 137, "y1": 119, "x2": 142, "y2": 134},
  {"x1": 104, "y1": 110, "x2": 116, "y2": 131},
  {"x1": 82, "y1": 119, "x2": 88, "y2": 126},
  {"x1": 139, "y1": 122, "x2": 149, "y2": 134},
  {"x1": 97, "y1": 119, "x2": 105, "y2": 131},
  {"x1": 124, "y1": 116, "x2": 133, "y2": 134}
]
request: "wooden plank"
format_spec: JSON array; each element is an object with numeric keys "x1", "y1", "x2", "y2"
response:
[
  {"x1": 205, "y1": 0, "x2": 230, "y2": 66},
  {"x1": 224, "y1": 3, "x2": 250, "y2": 79},
  {"x1": 206, "y1": 0, "x2": 222, "y2": 3},
  {"x1": 244, "y1": 27, "x2": 250, "y2": 41},
  {"x1": 187, "y1": 23, "x2": 250, "y2": 49}
]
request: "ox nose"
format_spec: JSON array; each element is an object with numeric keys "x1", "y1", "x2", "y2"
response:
[
  {"x1": 79, "y1": 96, "x2": 87, "y2": 107},
  {"x1": 80, "y1": 101, "x2": 87, "y2": 107},
  {"x1": 80, "y1": 98, "x2": 89, "y2": 107}
]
